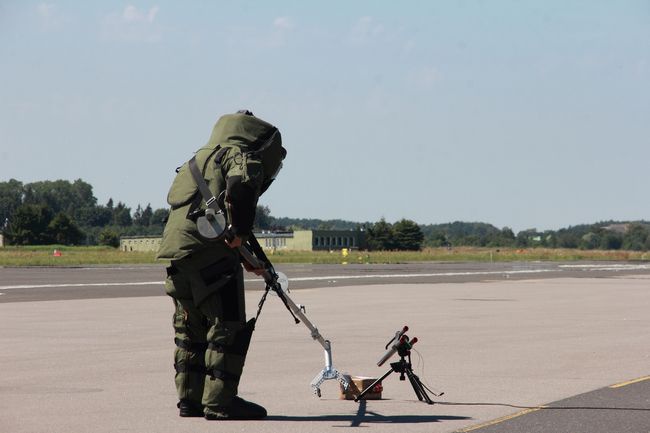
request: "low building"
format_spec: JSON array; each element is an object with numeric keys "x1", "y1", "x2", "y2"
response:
[
  {"x1": 119, "y1": 229, "x2": 366, "y2": 252},
  {"x1": 603, "y1": 223, "x2": 630, "y2": 234},
  {"x1": 120, "y1": 235, "x2": 162, "y2": 252},
  {"x1": 257, "y1": 229, "x2": 366, "y2": 251}
]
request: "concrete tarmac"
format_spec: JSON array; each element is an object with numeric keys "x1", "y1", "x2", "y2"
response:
[
  {"x1": 0, "y1": 266, "x2": 649, "y2": 432},
  {"x1": 1, "y1": 261, "x2": 649, "y2": 303}
]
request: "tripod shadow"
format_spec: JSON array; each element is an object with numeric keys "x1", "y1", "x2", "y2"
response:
[{"x1": 265, "y1": 400, "x2": 472, "y2": 427}]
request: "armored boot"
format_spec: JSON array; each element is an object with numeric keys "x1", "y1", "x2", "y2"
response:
[
  {"x1": 171, "y1": 299, "x2": 209, "y2": 417},
  {"x1": 204, "y1": 396, "x2": 267, "y2": 420},
  {"x1": 202, "y1": 318, "x2": 265, "y2": 419},
  {"x1": 177, "y1": 399, "x2": 204, "y2": 417}
]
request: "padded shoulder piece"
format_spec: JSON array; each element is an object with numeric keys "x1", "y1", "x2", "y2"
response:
[
  {"x1": 166, "y1": 161, "x2": 198, "y2": 207},
  {"x1": 167, "y1": 146, "x2": 226, "y2": 208}
]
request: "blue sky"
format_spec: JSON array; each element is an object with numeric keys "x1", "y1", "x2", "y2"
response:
[{"x1": 1, "y1": 1, "x2": 648, "y2": 231}]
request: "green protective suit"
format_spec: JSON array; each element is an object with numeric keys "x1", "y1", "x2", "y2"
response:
[{"x1": 157, "y1": 112, "x2": 286, "y2": 410}]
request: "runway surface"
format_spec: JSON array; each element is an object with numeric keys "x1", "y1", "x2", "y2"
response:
[
  {"x1": 1, "y1": 261, "x2": 649, "y2": 303},
  {"x1": 0, "y1": 262, "x2": 648, "y2": 433}
]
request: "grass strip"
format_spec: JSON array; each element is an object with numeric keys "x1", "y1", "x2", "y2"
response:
[{"x1": 1, "y1": 246, "x2": 648, "y2": 267}]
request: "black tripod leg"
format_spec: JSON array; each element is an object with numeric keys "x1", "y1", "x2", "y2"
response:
[
  {"x1": 406, "y1": 369, "x2": 434, "y2": 405},
  {"x1": 354, "y1": 368, "x2": 392, "y2": 402},
  {"x1": 407, "y1": 371, "x2": 424, "y2": 401}
]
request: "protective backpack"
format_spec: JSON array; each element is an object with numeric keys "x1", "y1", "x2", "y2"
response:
[{"x1": 157, "y1": 112, "x2": 281, "y2": 259}]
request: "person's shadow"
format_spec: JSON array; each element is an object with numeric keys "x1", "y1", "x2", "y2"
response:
[{"x1": 266, "y1": 400, "x2": 471, "y2": 427}]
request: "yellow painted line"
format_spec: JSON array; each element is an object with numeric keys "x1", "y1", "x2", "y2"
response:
[
  {"x1": 455, "y1": 406, "x2": 547, "y2": 432},
  {"x1": 456, "y1": 376, "x2": 650, "y2": 432},
  {"x1": 609, "y1": 375, "x2": 650, "y2": 389}
]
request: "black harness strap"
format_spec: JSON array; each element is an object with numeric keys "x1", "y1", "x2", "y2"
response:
[
  {"x1": 188, "y1": 156, "x2": 219, "y2": 210},
  {"x1": 174, "y1": 363, "x2": 207, "y2": 374},
  {"x1": 207, "y1": 341, "x2": 247, "y2": 356},
  {"x1": 208, "y1": 369, "x2": 240, "y2": 382},
  {"x1": 174, "y1": 338, "x2": 208, "y2": 353}
]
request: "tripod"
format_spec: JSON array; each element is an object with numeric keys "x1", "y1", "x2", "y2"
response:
[{"x1": 354, "y1": 335, "x2": 436, "y2": 404}]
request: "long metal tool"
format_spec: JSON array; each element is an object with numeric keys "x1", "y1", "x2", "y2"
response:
[{"x1": 238, "y1": 243, "x2": 350, "y2": 397}]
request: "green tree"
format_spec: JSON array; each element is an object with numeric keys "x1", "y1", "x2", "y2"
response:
[
  {"x1": 133, "y1": 203, "x2": 153, "y2": 226},
  {"x1": 556, "y1": 232, "x2": 580, "y2": 248},
  {"x1": 516, "y1": 229, "x2": 545, "y2": 247},
  {"x1": 254, "y1": 205, "x2": 273, "y2": 230},
  {"x1": 112, "y1": 202, "x2": 132, "y2": 226},
  {"x1": 622, "y1": 224, "x2": 649, "y2": 251},
  {"x1": 366, "y1": 218, "x2": 395, "y2": 250},
  {"x1": 501, "y1": 227, "x2": 515, "y2": 243},
  {"x1": 392, "y1": 219, "x2": 424, "y2": 250},
  {"x1": 5, "y1": 204, "x2": 53, "y2": 245},
  {"x1": 600, "y1": 232, "x2": 623, "y2": 250},
  {"x1": 23, "y1": 179, "x2": 96, "y2": 216},
  {"x1": 515, "y1": 232, "x2": 530, "y2": 247},
  {"x1": 75, "y1": 205, "x2": 112, "y2": 227},
  {"x1": 541, "y1": 231, "x2": 557, "y2": 248},
  {"x1": 141, "y1": 204, "x2": 153, "y2": 226},
  {"x1": 150, "y1": 208, "x2": 169, "y2": 226},
  {"x1": 47, "y1": 213, "x2": 84, "y2": 245},
  {"x1": 98, "y1": 228, "x2": 120, "y2": 247},
  {"x1": 0, "y1": 179, "x2": 24, "y2": 229},
  {"x1": 487, "y1": 227, "x2": 515, "y2": 247},
  {"x1": 579, "y1": 232, "x2": 601, "y2": 250},
  {"x1": 425, "y1": 230, "x2": 449, "y2": 247}
]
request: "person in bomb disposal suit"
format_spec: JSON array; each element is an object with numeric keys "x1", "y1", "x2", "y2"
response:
[{"x1": 157, "y1": 111, "x2": 286, "y2": 420}]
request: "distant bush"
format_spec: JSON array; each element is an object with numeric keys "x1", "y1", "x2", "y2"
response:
[{"x1": 98, "y1": 229, "x2": 120, "y2": 248}]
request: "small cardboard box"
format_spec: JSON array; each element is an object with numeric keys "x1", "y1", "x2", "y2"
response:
[{"x1": 340, "y1": 375, "x2": 383, "y2": 400}]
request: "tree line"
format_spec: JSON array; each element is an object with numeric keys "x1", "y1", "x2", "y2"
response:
[
  {"x1": 253, "y1": 213, "x2": 650, "y2": 252},
  {"x1": 1, "y1": 178, "x2": 649, "y2": 251},
  {"x1": 0, "y1": 179, "x2": 168, "y2": 247}
]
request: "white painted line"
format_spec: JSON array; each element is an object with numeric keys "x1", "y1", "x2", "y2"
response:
[
  {"x1": 559, "y1": 264, "x2": 650, "y2": 271},
  {"x1": 0, "y1": 281, "x2": 163, "y2": 291},
  {"x1": 559, "y1": 264, "x2": 649, "y2": 268},
  {"x1": 244, "y1": 269, "x2": 555, "y2": 283},
  {"x1": 0, "y1": 269, "x2": 556, "y2": 291}
]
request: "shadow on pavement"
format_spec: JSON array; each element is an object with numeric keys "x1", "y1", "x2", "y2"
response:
[{"x1": 266, "y1": 400, "x2": 472, "y2": 427}]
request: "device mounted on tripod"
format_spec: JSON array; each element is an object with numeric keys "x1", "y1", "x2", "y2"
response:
[{"x1": 355, "y1": 325, "x2": 442, "y2": 404}]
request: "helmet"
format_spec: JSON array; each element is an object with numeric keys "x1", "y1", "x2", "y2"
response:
[{"x1": 208, "y1": 111, "x2": 287, "y2": 193}]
